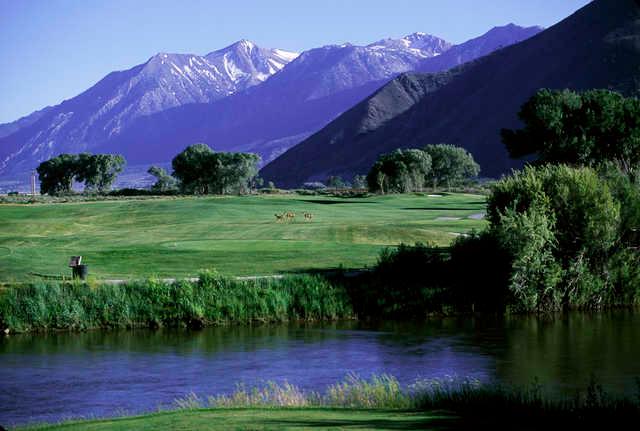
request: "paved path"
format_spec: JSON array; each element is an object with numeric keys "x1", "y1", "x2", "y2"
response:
[{"x1": 102, "y1": 274, "x2": 285, "y2": 285}]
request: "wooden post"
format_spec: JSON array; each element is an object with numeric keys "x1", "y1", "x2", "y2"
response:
[{"x1": 31, "y1": 170, "x2": 36, "y2": 196}]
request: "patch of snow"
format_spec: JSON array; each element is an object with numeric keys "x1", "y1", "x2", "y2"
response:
[
  {"x1": 222, "y1": 53, "x2": 247, "y2": 82},
  {"x1": 273, "y1": 49, "x2": 299, "y2": 62},
  {"x1": 239, "y1": 39, "x2": 255, "y2": 50},
  {"x1": 267, "y1": 58, "x2": 286, "y2": 72},
  {"x1": 171, "y1": 62, "x2": 187, "y2": 79}
]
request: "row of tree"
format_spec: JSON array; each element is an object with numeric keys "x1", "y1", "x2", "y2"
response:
[
  {"x1": 366, "y1": 144, "x2": 480, "y2": 193},
  {"x1": 503, "y1": 89, "x2": 640, "y2": 176},
  {"x1": 37, "y1": 153, "x2": 126, "y2": 195},
  {"x1": 37, "y1": 144, "x2": 262, "y2": 196},
  {"x1": 157, "y1": 143, "x2": 260, "y2": 195}
]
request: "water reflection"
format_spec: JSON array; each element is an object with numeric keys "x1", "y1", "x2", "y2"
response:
[{"x1": 1, "y1": 312, "x2": 639, "y2": 426}]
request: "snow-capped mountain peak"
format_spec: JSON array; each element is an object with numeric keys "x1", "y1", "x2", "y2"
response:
[
  {"x1": 205, "y1": 40, "x2": 299, "y2": 85},
  {"x1": 0, "y1": 39, "x2": 299, "y2": 174},
  {"x1": 368, "y1": 32, "x2": 452, "y2": 57}
]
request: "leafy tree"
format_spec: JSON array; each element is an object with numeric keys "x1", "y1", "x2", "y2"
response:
[
  {"x1": 422, "y1": 144, "x2": 480, "y2": 189},
  {"x1": 251, "y1": 176, "x2": 264, "y2": 191},
  {"x1": 171, "y1": 143, "x2": 260, "y2": 195},
  {"x1": 366, "y1": 149, "x2": 432, "y2": 193},
  {"x1": 37, "y1": 153, "x2": 125, "y2": 195},
  {"x1": 211, "y1": 152, "x2": 260, "y2": 194},
  {"x1": 148, "y1": 166, "x2": 178, "y2": 193},
  {"x1": 76, "y1": 153, "x2": 126, "y2": 193},
  {"x1": 326, "y1": 176, "x2": 346, "y2": 189},
  {"x1": 352, "y1": 175, "x2": 367, "y2": 190},
  {"x1": 598, "y1": 163, "x2": 640, "y2": 248},
  {"x1": 36, "y1": 154, "x2": 79, "y2": 195},
  {"x1": 502, "y1": 89, "x2": 640, "y2": 176},
  {"x1": 172, "y1": 143, "x2": 215, "y2": 194},
  {"x1": 487, "y1": 165, "x2": 622, "y2": 310},
  {"x1": 489, "y1": 205, "x2": 563, "y2": 312}
]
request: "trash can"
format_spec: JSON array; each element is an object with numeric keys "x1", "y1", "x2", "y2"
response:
[{"x1": 73, "y1": 264, "x2": 88, "y2": 280}]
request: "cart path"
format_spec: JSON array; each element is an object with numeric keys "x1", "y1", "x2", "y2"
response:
[{"x1": 102, "y1": 274, "x2": 285, "y2": 285}]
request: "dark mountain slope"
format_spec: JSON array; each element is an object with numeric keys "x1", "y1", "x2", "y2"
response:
[
  {"x1": 417, "y1": 23, "x2": 542, "y2": 73},
  {"x1": 256, "y1": 72, "x2": 463, "y2": 185},
  {"x1": 261, "y1": 0, "x2": 640, "y2": 187}
]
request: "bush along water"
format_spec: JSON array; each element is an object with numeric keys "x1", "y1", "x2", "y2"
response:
[
  {"x1": 345, "y1": 165, "x2": 640, "y2": 317},
  {"x1": 0, "y1": 272, "x2": 353, "y2": 333},
  {"x1": 171, "y1": 374, "x2": 640, "y2": 427}
]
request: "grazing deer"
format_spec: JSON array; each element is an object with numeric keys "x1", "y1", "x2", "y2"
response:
[
  {"x1": 286, "y1": 211, "x2": 295, "y2": 221},
  {"x1": 303, "y1": 212, "x2": 313, "y2": 221},
  {"x1": 274, "y1": 213, "x2": 285, "y2": 222}
]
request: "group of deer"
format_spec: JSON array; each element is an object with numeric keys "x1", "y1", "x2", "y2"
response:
[{"x1": 274, "y1": 211, "x2": 313, "y2": 222}]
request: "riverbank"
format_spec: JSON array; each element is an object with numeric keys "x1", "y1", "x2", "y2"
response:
[
  {"x1": 16, "y1": 374, "x2": 640, "y2": 430},
  {"x1": 0, "y1": 273, "x2": 353, "y2": 333}
]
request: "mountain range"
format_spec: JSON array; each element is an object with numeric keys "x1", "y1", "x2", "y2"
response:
[
  {"x1": 0, "y1": 24, "x2": 540, "y2": 186},
  {"x1": 262, "y1": 0, "x2": 640, "y2": 186},
  {"x1": 0, "y1": 40, "x2": 298, "y2": 175}
]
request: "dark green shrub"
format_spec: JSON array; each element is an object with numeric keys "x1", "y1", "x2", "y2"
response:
[
  {"x1": 347, "y1": 243, "x2": 448, "y2": 318},
  {"x1": 487, "y1": 165, "x2": 631, "y2": 311},
  {"x1": 448, "y1": 231, "x2": 513, "y2": 312}
]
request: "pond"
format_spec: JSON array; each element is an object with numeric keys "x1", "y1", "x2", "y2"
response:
[{"x1": 1, "y1": 311, "x2": 639, "y2": 426}]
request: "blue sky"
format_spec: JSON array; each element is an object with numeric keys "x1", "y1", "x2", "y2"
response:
[{"x1": 1, "y1": 0, "x2": 590, "y2": 124}]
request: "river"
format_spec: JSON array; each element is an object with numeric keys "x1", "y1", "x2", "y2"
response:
[{"x1": 1, "y1": 311, "x2": 639, "y2": 426}]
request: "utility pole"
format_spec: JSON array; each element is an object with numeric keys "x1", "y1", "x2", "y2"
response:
[{"x1": 31, "y1": 170, "x2": 36, "y2": 196}]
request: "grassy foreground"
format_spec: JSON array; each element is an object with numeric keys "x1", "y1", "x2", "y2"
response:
[
  {"x1": 0, "y1": 193, "x2": 486, "y2": 281},
  {"x1": 20, "y1": 408, "x2": 454, "y2": 431}
]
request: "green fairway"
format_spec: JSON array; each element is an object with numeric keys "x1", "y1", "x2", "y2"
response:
[
  {"x1": 23, "y1": 408, "x2": 457, "y2": 430},
  {"x1": 0, "y1": 193, "x2": 486, "y2": 281}
]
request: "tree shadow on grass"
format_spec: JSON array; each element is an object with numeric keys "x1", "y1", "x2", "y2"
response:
[
  {"x1": 296, "y1": 199, "x2": 377, "y2": 205},
  {"x1": 279, "y1": 266, "x2": 371, "y2": 277},
  {"x1": 402, "y1": 206, "x2": 484, "y2": 211},
  {"x1": 261, "y1": 412, "x2": 461, "y2": 430}
]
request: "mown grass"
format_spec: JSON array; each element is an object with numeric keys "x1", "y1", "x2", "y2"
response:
[
  {"x1": 18, "y1": 408, "x2": 453, "y2": 431},
  {"x1": 0, "y1": 272, "x2": 353, "y2": 333},
  {"x1": 0, "y1": 193, "x2": 486, "y2": 281},
  {"x1": 18, "y1": 375, "x2": 640, "y2": 430}
]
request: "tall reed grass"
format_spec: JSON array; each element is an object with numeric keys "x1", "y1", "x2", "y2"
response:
[
  {"x1": 0, "y1": 271, "x2": 353, "y2": 332},
  {"x1": 172, "y1": 374, "x2": 640, "y2": 426}
]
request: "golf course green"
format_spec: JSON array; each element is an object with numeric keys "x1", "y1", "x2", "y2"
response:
[{"x1": 0, "y1": 193, "x2": 486, "y2": 281}]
